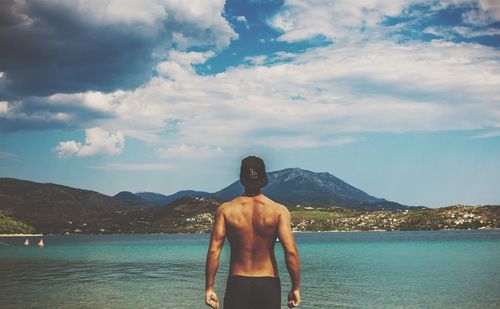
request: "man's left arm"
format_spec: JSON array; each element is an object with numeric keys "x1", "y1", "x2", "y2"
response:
[{"x1": 205, "y1": 205, "x2": 226, "y2": 308}]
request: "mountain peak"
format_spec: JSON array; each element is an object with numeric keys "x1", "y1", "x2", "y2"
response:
[
  {"x1": 136, "y1": 190, "x2": 210, "y2": 206},
  {"x1": 270, "y1": 168, "x2": 317, "y2": 182},
  {"x1": 274, "y1": 167, "x2": 308, "y2": 174},
  {"x1": 114, "y1": 191, "x2": 137, "y2": 199},
  {"x1": 269, "y1": 167, "x2": 343, "y2": 187},
  {"x1": 212, "y1": 167, "x2": 404, "y2": 210},
  {"x1": 113, "y1": 191, "x2": 151, "y2": 207}
]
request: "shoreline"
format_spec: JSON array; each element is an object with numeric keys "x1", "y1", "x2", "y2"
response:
[
  {"x1": 1, "y1": 228, "x2": 498, "y2": 237},
  {"x1": 0, "y1": 233, "x2": 43, "y2": 237}
]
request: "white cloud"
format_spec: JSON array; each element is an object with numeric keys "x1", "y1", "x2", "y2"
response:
[
  {"x1": 55, "y1": 141, "x2": 82, "y2": 158},
  {"x1": 37, "y1": 0, "x2": 237, "y2": 49},
  {"x1": 167, "y1": 50, "x2": 216, "y2": 66},
  {"x1": 56, "y1": 127, "x2": 125, "y2": 158},
  {"x1": 469, "y1": 130, "x2": 500, "y2": 139},
  {"x1": 460, "y1": 0, "x2": 500, "y2": 26},
  {"x1": 6, "y1": 1, "x2": 498, "y2": 155},
  {"x1": 0, "y1": 99, "x2": 74, "y2": 124},
  {"x1": 3, "y1": 1, "x2": 498, "y2": 139},
  {"x1": 89, "y1": 162, "x2": 173, "y2": 170},
  {"x1": 253, "y1": 136, "x2": 358, "y2": 149},
  {"x1": 0, "y1": 0, "x2": 239, "y2": 101},
  {"x1": 423, "y1": 24, "x2": 500, "y2": 40},
  {"x1": 270, "y1": 51, "x2": 298, "y2": 62},
  {"x1": 236, "y1": 15, "x2": 247, "y2": 23},
  {"x1": 422, "y1": 26, "x2": 439, "y2": 35},
  {"x1": 0, "y1": 101, "x2": 8, "y2": 114},
  {"x1": 453, "y1": 26, "x2": 500, "y2": 37},
  {"x1": 155, "y1": 144, "x2": 223, "y2": 159},
  {"x1": 244, "y1": 55, "x2": 267, "y2": 65},
  {"x1": 269, "y1": 0, "x2": 500, "y2": 42},
  {"x1": 48, "y1": 91, "x2": 125, "y2": 114},
  {"x1": 327, "y1": 137, "x2": 359, "y2": 146},
  {"x1": 156, "y1": 50, "x2": 216, "y2": 80},
  {"x1": 0, "y1": 151, "x2": 16, "y2": 159},
  {"x1": 39, "y1": 39, "x2": 500, "y2": 153},
  {"x1": 236, "y1": 15, "x2": 249, "y2": 29},
  {"x1": 268, "y1": 0, "x2": 410, "y2": 42},
  {"x1": 121, "y1": 129, "x2": 160, "y2": 143}
]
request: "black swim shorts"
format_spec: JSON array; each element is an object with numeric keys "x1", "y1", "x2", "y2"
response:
[{"x1": 223, "y1": 275, "x2": 281, "y2": 309}]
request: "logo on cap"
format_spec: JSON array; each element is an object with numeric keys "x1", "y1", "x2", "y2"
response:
[{"x1": 249, "y1": 168, "x2": 259, "y2": 180}]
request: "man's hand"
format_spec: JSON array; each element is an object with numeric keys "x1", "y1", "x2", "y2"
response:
[
  {"x1": 205, "y1": 288, "x2": 219, "y2": 309},
  {"x1": 287, "y1": 289, "x2": 301, "y2": 307}
]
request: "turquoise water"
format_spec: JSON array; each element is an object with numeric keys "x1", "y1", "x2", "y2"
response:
[{"x1": 1, "y1": 230, "x2": 499, "y2": 308}]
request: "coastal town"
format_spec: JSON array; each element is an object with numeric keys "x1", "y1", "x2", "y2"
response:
[
  {"x1": 147, "y1": 200, "x2": 499, "y2": 234},
  {"x1": 289, "y1": 204, "x2": 499, "y2": 232},
  {"x1": 1, "y1": 198, "x2": 498, "y2": 235}
]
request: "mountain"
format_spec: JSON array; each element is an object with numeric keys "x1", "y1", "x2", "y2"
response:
[
  {"x1": 0, "y1": 211, "x2": 35, "y2": 234},
  {"x1": 137, "y1": 167, "x2": 418, "y2": 211},
  {"x1": 150, "y1": 195, "x2": 222, "y2": 233},
  {"x1": 136, "y1": 190, "x2": 210, "y2": 206},
  {"x1": 0, "y1": 167, "x2": 422, "y2": 234},
  {"x1": 214, "y1": 168, "x2": 416, "y2": 211},
  {"x1": 0, "y1": 178, "x2": 152, "y2": 234},
  {"x1": 134, "y1": 192, "x2": 170, "y2": 205},
  {"x1": 1, "y1": 177, "x2": 496, "y2": 234},
  {"x1": 113, "y1": 191, "x2": 153, "y2": 208}
]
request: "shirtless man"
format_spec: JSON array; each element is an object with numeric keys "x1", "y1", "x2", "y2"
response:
[{"x1": 205, "y1": 156, "x2": 301, "y2": 309}]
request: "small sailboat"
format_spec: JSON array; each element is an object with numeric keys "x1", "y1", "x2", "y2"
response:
[
  {"x1": 24, "y1": 239, "x2": 30, "y2": 246},
  {"x1": 37, "y1": 238, "x2": 44, "y2": 248}
]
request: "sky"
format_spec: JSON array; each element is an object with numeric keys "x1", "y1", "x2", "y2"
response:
[{"x1": 0, "y1": 0, "x2": 499, "y2": 208}]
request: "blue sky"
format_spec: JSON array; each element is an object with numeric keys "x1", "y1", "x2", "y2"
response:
[{"x1": 0, "y1": 0, "x2": 499, "y2": 207}]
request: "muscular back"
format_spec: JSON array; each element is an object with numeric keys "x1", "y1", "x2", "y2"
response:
[
  {"x1": 220, "y1": 194, "x2": 285, "y2": 277},
  {"x1": 223, "y1": 195, "x2": 283, "y2": 277},
  {"x1": 206, "y1": 192, "x2": 301, "y2": 307}
]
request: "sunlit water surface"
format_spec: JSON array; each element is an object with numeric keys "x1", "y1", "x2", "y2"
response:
[{"x1": 1, "y1": 230, "x2": 498, "y2": 308}]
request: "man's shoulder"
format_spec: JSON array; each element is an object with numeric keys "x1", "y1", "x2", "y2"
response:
[
  {"x1": 216, "y1": 199, "x2": 241, "y2": 213},
  {"x1": 259, "y1": 196, "x2": 289, "y2": 215},
  {"x1": 274, "y1": 202, "x2": 290, "y2": 215},
  {"x1": 217, "y1": 201, "x2": 232, "y2": 212},
  {"x1": 217, "y1": 195, "x2": 288, "y2": 212}
]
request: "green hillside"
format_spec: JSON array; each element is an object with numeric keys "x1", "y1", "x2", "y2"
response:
[
  {"x1": 0, "y1": 211, "x2": 35, "y2": 234},
  {"x1": 290, "y1": 205, "x2": 499, "y2": 232}
]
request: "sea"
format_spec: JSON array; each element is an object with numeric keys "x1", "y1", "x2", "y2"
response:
[{"x1": 0, "y1": 230, "x2": 498, "y2": 309}]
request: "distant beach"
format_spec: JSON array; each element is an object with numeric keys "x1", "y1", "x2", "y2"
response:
[{"x1": 0, "y1": 234, "x2": 43, "y2": 237}]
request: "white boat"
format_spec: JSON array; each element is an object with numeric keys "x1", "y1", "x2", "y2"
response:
[
  {"x1": 24, "y1": 239, "x2": 30, "y2": 246},
  {"x1": 37, "y1": 239, "x2": 44, "y2": 248}
]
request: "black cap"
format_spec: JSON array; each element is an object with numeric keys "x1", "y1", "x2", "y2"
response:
[{"x1": 240, "y1": 155, "x2": 268, "y2": 189}]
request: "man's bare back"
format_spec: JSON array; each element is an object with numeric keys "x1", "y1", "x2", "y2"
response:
[
  {"x1": 205, "y1": 194, "x2": 300, "y2": 308},
  {"x1": 222, "y1": 194, "x2": 284, "y2": 277},
  {"x1": 205, "y1": 156, "x2": 300, "y2": 309}
]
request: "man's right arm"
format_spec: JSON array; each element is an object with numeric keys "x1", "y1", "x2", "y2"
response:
[{"x1": 277, "y1": 205, "x2": 301, "y2": 307}]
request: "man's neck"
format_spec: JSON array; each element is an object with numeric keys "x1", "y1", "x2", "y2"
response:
[{"x1": 243, "y1": 189, "x2": 261, "y2": 197}]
